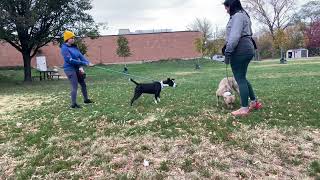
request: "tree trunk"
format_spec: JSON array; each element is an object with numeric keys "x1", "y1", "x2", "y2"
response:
[
  {"x1": 271, "y1": 33, "x2": 276, "y2": 58},
  {"x1": 22, "y1": 51, "x2": 32, "y2": 82}
]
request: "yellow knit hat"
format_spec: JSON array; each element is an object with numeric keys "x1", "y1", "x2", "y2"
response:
[{"x1": 63, "y1": 30, "x2": 76, "y2": 42}]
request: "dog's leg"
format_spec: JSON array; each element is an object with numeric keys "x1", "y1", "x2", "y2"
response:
[
  {"x1": 156, "y1": 93, "x2": 161, "y2": 102},
  {"x1": 154, "y1": 94, "x2": 159, "y2": 104},
  {"x1": 130, "y1": 92, "x2": 142, "y2": 106}
]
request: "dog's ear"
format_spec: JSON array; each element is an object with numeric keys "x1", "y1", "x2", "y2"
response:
[{"x1": 167, "y1": 78, "x2": 170, "y2": 80}]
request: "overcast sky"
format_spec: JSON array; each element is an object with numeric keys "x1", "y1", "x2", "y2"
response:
[{"x1": 89, "y1": 0, "x2": 311, "y2": 35}]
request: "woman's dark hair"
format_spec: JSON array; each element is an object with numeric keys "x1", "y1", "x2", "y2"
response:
[{"x1": 223, "y1": 0, "x2": 245, "y2": 16}]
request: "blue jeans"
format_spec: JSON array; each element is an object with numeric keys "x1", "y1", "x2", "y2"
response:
[{"x1": 65, "y1": 70, "x2": 88, "y2": 105}]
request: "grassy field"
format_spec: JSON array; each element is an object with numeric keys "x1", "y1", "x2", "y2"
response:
[{"x1": 0, "y1": 58, "x2": 320, "y2": 179}]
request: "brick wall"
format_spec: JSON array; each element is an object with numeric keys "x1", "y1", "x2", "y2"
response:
[
  {"x1": 0, "y1": 43, "x2": 23, "y2": 67},
  {"x1": 0, "y1": 31, "x2": 202, "y2": 67}
]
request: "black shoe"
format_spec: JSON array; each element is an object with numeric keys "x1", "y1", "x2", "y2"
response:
[
  {"x1": 84, "y1": 99, "x2": 94, "y2": 104},
  {"x1": 71, "y1": 103, "x2": 81, "y2": 108}
]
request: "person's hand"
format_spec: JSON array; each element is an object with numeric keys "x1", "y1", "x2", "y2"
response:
[
  {"x1": 222, "y1": 44, "x2": 226, "y2": 55},
  {"x1": 79, "y1": 67, "x2": 85, "y2": 73}
]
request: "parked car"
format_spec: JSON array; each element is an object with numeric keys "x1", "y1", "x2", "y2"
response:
[{"x1": 211, "y1": 54, "x2": 225, "y2": 62}]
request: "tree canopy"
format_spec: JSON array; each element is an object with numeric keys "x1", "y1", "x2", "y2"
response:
[{"x1": 0, "y1": 0, "x2": 100, "y2": 81}]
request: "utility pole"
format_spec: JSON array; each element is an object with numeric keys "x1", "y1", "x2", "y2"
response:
[
  {"x1": 99, "y1": 45, "x2": 102, "y2": 64},
  {"x1": 195, "y1": 41, "x2": 207, "y2": 70},
  {"x1": 280, "y1": 47, "x2": 287, "y2": 64}
]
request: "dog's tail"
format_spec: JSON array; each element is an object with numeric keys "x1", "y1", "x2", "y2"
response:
[{"x1": 129, "y1": 78, "x2": 139, "y2": 85}]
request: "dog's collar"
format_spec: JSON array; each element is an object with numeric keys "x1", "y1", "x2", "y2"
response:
[
  {"x1": 223, "y1": 91, "x2": 232, "y2": 97},
  {"x1": 160, "y1": 81, "x2": 169, "y2": 89}
]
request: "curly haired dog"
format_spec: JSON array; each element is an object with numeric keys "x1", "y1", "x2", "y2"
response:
[{"x1": 216, "y1": 77, "x2": 239, "y2": 108}]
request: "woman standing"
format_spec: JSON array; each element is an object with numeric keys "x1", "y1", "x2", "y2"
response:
[
  {"x1": 61, "y1": 30, "x2": 94, "y2": 108},
  {"x1": 223, "y1": 0, "x2": 262, "y2": 116}
]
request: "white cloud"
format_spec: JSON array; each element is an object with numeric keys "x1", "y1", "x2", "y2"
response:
[{"x1": 89, "y1": 0, "x2": 311, "y2": 35}]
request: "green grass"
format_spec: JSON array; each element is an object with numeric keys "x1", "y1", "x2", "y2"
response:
[
  {"x1": 0, "y1": 58, "x2": 320, "y2": 178},
  {"x1": 309, "y1": 161, "x2": 320, "y2": 177},
  {"x1": 159, "y1": 160, "x2": 170, "y2": 172}
]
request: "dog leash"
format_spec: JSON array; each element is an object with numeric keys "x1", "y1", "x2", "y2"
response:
[
  {"x1": 94, "y1": 66, "x2": 156, "y2": 82},
  {"x1": 225, "y1": 64, "x2": 233, "y2": 89}
]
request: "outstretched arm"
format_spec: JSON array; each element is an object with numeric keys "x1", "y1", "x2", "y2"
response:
[{"x1": 61, "y1": 48, "x2": 87, "y2": 66}]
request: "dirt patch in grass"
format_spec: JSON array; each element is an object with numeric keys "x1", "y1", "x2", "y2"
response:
[
  {"x1": 83, "y1": 126, "x2": 318, "y2": 179},
  {"x1": 0, "y1": 94, "x2": 54, "y2": 115},
  {"x1": 229, "y1": 125, "x2": 320, "y2": 179},
  {"x1": 4, "y1": 125, "x2": 317, "y2": 179},
  {"x1": 175, "y1": 72, "x2": 201, "y2": 76},
  {"x1": 138, "y1": 114, "x2": 157, "y2": 126},
  {"x1": 253, "y1": 61, "x2": 320, "y2": 68},
  {"x1": 253, "y1": 72, "x2": 320, "y2": 79},
  {"x1": 0, "y1": 141, "x2": 28, "y2": 179}
]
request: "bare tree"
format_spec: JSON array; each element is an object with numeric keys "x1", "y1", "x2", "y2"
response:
[
  {"x1": 207, "y1": 27, "x2": 225, "y2": 57},
  {"x1": 187, "y1": 17, "x2": 213, "y2": 41},
  {"x1": 296, "y1": 0, "x2": 320, "y2": 24},
  {"x1": 243, "y1": 0, "x2": 296, "y2": 40}
]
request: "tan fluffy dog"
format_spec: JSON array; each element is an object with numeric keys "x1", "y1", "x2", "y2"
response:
[{"x1": 216, "y1": 77, "x2": 240, "y2": 108}]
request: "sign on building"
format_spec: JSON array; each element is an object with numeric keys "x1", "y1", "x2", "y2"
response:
[{"x1": 36, "y1": 56, "x2": 47, "y2": 71}]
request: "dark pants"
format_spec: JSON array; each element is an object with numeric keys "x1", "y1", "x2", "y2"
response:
[
  {"x1": 65, "y1": 70, "x2": 88, "y2": 105},
  {"x1": 230, "y1": 54, "x2": 256, "y2": 107}
]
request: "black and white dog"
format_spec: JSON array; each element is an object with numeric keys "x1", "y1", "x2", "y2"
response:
[{"x1": 130, "y1": 78, "x2": 176, "y2": 106}]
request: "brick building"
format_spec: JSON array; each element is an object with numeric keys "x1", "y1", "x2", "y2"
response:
[{"x1": 0, "y1": 31, "x2": 202, "y2": 67}]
